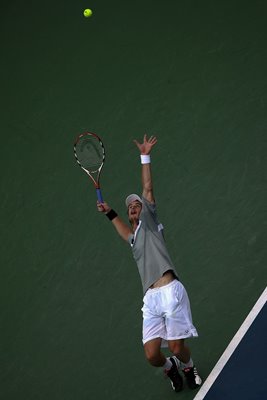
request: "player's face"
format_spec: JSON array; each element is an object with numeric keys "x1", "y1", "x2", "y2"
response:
[{"x1": 128, "y1": 201, "x2": 142, "y2": 221}]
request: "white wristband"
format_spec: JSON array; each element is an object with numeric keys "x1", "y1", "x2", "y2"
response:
[{"x1": 140, "y1": 154, "x2": 151, "y2": 164}]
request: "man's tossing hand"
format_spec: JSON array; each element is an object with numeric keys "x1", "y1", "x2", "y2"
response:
[{"x1": 134, "y1": 134, "x2": 157, "y2": 155}]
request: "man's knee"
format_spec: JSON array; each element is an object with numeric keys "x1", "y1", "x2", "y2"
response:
[
  {"x1": 144, "y1": 346, "x2": 158, "y2": 364},
  {"x1": 145, "y1": 351, "x2": 160, "y2": 366},
  {"x1": 168, "y1": 339, "x2": 185, "y2": 356},
  {"x1": 144, "y1": 339, "x2": 163, "y2": 366}
]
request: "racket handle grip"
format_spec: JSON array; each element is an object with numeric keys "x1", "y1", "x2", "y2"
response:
[{"x1": 96, "y1": 188, "x2": 104, "y2": 203}]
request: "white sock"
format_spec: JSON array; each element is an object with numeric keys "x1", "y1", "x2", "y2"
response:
[
  {"x1": 163, "y1": 358, "x2": 172, "y2": 370},
  {"x1": 181, "y1": 358, "x2": 193, "y2": 370}
]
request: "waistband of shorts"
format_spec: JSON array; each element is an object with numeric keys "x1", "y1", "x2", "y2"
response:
[{"x1": 146, "y1": 278, "x2": 179, "y2": 293}]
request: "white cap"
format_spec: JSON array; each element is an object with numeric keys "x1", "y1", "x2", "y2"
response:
[{"x1": 125, "y1": 194, "x2": 143, "y2": 208}]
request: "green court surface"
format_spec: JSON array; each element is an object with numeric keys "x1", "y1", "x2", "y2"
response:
[{"x1": 1, "y1": 1, "x2": 266, "y2": 399}]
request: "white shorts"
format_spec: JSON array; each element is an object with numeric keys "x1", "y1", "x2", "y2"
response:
[{"x1": 142, "y1": 279, "x2": 198, "y2": 347}]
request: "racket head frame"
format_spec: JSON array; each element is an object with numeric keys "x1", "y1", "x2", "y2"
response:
[{"x1": 74, "y1": 132, "x2": 105, "y2": 202}]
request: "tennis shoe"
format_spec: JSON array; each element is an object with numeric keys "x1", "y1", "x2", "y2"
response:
[
  {"x1": 183, "y1": 366, "x2": 202, "y2": 389},
  {"x1": 165, "y1": 357, "x2": 183, "y2": 392}
]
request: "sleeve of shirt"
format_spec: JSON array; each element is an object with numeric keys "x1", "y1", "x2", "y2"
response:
[{"x1": 141, "y1": 197, "x2": 160, "y2": 229}]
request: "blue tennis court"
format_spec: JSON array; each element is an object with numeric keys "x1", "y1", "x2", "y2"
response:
[{"x1": 194, "y1": 288, "x2": 267, "y2": 400}]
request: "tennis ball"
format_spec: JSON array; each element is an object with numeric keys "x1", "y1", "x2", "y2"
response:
[{"x1": 83, "y1": 9, "x2": 92, "y2": 18}]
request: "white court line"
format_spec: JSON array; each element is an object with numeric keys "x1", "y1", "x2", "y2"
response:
[{"x1": 193, "y1": 286, "x2": 267, "y2": 400}]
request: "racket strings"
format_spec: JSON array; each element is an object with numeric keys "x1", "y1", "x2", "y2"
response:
[{"x1": 75, "y1": 136, "x2": 104, "y2": 171}]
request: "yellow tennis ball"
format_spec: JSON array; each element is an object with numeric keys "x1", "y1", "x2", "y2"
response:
[{"x1": 83, "y1": 9, "x2": 92, "y2": 18}]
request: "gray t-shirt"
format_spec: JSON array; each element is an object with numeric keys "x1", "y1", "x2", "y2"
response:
[{"x1": 128, "y1": 197, "x2": 179, "y2": 294}]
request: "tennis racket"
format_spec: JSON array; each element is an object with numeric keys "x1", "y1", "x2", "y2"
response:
[{"x1": 74, "y1": 132, "x2": 105, "y2": 202}]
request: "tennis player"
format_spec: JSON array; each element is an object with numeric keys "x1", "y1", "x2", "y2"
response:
[{"x1": 97, "y1": 135, "x2": 202, "y2": 392}]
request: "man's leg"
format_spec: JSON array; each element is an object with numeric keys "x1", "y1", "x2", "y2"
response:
[
  {"x1": 168, "y1": 339, "x2": 202, "y2": 389},
  {"x1": 168, "y1": 338, "x2": 191, "y2": 364},
  {"x1": 144, "y1": 338, "x2": 183, "y2": 392},
  {"x1": 143, "y1": 338, "x2": 165, "y2": 366}
]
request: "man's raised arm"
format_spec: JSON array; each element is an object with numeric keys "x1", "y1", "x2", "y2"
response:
[{"x1": 133, "y1": 134, "x2": 157, "y2": 203}]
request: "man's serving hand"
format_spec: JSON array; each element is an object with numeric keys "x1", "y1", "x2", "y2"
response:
[{"x1": 97, "y1": 201, "x2": 111, "y2": 213}]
